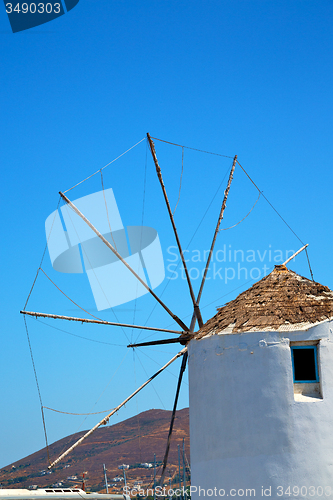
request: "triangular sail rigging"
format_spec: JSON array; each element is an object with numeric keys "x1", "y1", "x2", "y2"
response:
[{"x1": 22, "y1": 134, "x2": 312, "y2": 482}]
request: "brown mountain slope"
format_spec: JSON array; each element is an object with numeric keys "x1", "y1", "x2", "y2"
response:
[{"x1": 0, "y1": 408, "x2": 190, "y2": 492}]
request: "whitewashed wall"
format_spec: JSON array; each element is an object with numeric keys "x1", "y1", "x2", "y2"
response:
[{"x1": 188, "y1": 321, "x2": 333, "y2": 499}]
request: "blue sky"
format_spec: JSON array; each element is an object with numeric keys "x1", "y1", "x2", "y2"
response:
[{"x1": 1, "y1": 0, "x2": 333, "y2": 470}]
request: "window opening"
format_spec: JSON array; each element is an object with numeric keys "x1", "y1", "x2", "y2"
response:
[
  {"x1": 290, "y1": 343, "x2": 322, "y2": 401},
  {"x1": 291, "y1": 346, "x2": 318, "y2": 383}
]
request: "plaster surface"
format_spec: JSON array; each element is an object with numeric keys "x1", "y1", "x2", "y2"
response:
[{"x1": 188, "y1": 321, "x2": 333, "y2": 499}]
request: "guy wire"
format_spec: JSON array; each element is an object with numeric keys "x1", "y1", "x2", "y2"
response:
[
  {"x1": 236, "y1": 160, "x2": 314, "y2": 280},
  {"x1": 151, "y1": 136, "x2": 233, "y2": 159},
  {"x1": 23, "y1": 315, "x2": 51, "y2": 465},
  {"x1": 23, "y1": 197, "x2": 61, "y2": 311}
]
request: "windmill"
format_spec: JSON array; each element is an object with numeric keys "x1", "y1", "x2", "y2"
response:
[{"x1": 20, "y1": 133, "x2": 321, "y2": 497}]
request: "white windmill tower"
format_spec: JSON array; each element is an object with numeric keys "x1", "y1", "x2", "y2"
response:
[{"x1": 187, "y1": 263, "x2": 333, "y2": 499}]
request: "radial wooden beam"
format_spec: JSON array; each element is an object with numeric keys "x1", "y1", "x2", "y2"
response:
[
  {"x1": 197, "y1": 155, "x2": 237, "y2": 304},
  {"x1": 59, "y1": 191, "x2": 189, "y2": 333},
  {"x1": 48, "y1": 347, "x2": 187, "y2": 469},
  {"x1": 188, "y1": 154, "x2": 237, "y2": 332},
  {"x1": 21, "y1": 310, "x2": 183, "y2": 335},
  {"x1": 147, "y1": 133, "x2": 203, "y2": 329},
  {"x1": 159, "y1": 351, "x2": 188, "y2": 485},
  {"x1": 128, "y1": 335, "x2": 191, "y2": 348},
  {"x1": 283, "y1": 244, "x2": 309, "y2": 265}
]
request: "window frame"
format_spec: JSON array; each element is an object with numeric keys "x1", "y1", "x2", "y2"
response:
[{"x1": 291, "y1": 345, "x2": 319, "y2": 383}]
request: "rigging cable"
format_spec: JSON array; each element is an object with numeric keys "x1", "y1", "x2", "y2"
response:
[
  {"x1": 23, "y1": 197, "x2": 61, "y2": 311},
  {"x1": 151, "y1": 136, "x2": 233, "y2": 159},
  {"x1": 23, "y1": 198, "x2": 117, "y2": 327},
  {"x1": 219, "y1": 192, "x2": 261, "y2": 231},
  {"x1": 22, "y1": 198, "x2": 62, "y2": 466},
  {"x1": 132, "y1": 349, "x2": 143, "y2": 463},
  {"x1": 134, "y1": 349, "x2": 166, "y2": 410},
  {"x1": 131, "y1": 140, "x2": 148, "y2": 344},
  {"x1": 173, "y1": 147, "x2": 184, "y2": 215},
  {"x1": 61, "y1": 204, "x2": 131, "y2": 343},
  {"x1": 136, "y1": 347, "x2": 187, "y2": 384},
  {"x1": 159, "y1": 266, "x2": 276, "y2": 335},
  {"x1": 54, "y1": 349, "x2": 129, "y2": 460},
  {"x1": 134, "y1": 162, "x2": 231, "y2": 345},
  {"x1": 237, "y1": 160, "x2": 314, "y2": 281},
  {"x1": 34, "y1": 317, "x2": 125, "y2": 346},
  {"x1": 42, "y1": 351, "x2": 129, "y2": 417},
  {"x1": 78, "y1": 348, "x2": 129, "y2": 419},
  {"x1": 100, "y1": 169, "x2": 118, "y2": 251},
  {"x1": 202, "y1": 268, "x2": 276, "y2": 310},
  {"x1": 23, "y1": 315, "x2": 51, "y2": 465},
  {"x1": 42, "y1": 406, "x2": 116, "y2": 416},
  {"x1": 36, "y1": 268, "x2": 104, "y2": 321},
  {"x1": 63, "y1": 138, "x2": 146, "y2": 194}
]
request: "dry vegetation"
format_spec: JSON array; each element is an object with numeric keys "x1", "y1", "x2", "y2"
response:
[{"x1": 0, "y1": 409, "x2": 190, "y2": 493}]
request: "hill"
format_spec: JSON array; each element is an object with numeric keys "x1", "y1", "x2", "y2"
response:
[{"x1": 0, "y1": 408, "x2": 190, "y2": 493}]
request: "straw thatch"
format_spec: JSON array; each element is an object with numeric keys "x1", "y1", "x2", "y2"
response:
[{"x1": 192, "y1": 265, "x2": 333, "y2": 339}]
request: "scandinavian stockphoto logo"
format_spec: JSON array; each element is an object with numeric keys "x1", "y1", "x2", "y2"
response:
[
  {"x1": 45, "y1": 189, "x2": 165, "y2": 310},
  {"x1": 3, "y1": 0, "x2": 79, "y2": 33}
]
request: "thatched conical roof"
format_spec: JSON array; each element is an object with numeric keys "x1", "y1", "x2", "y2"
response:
[{"x1": 193, "y1": 265, "x2": 333, "y2": 339}]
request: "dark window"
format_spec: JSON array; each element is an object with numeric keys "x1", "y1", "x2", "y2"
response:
[{"x1": 291, "y1": 346, "x2": 318, "y2": 382}]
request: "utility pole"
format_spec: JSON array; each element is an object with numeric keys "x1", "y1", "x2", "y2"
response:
[
  {"x1": 178, "y1": 445, "x2": 182, "y2": 499},
  {"x1": 153, "y1": 453, "x2": 157, "y2": 500},
  {"x1": 123, "y1": 468, "x2": 127, "y2": 491},
  {"x1": 103, "y1": 464, "x2": 108, "y2": 493},
  {"x1": 182, "y1": 438, "x2": 186, "y2": 495}
]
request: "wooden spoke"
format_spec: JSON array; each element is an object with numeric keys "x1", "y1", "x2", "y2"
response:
[
  {"x1": 20, "y1": 310, "x2": 183, "y2": 335},
  {"x1": 48, "y1": 347, "x2": 187, "y2": 469},
  {"x1": 147, "y1": 133, "x2": 204, "y2": 329},
  {"x1": 59, "y1": 191, "x2": 189, "y2": 333}
]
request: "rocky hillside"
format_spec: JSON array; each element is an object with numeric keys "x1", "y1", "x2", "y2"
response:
[{"x1": 0, "y1": 408, "x2": 190, "y2": 493}]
